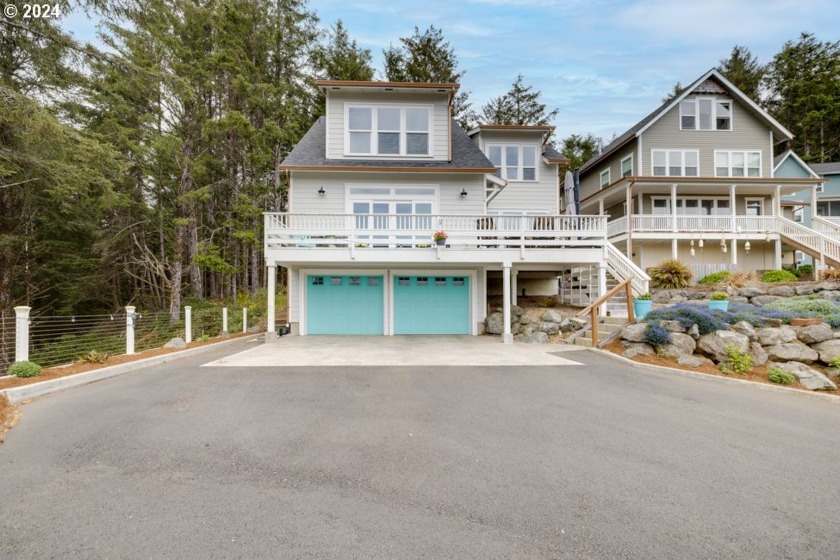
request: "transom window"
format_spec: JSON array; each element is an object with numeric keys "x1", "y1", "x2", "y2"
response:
[
  {"x1": 652, "y1": 150, "x2": 699, "y2": 177},
  {"x1": 680, "y1": 97, "x2": 732, "y2": 131},
  {"x1": 486, "y1": 144, "x2": 538, "y2": 181},
  {"x1": 346, "y1": 105, "x2": 430, "y2": 156},
  {"x1": 599, "y1": 169, "x2": 610, "y2": 189},
  {"x1": 620, "y1": 155, "x2": 633, "y2": 178},
  {"x1": 715, "y1": 151, "x2": 761, "y2": 177}
]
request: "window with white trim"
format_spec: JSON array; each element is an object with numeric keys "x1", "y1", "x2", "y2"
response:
[
  {"x1": 346, "y1": 105, "x2": 430, "y2": 156},
  {"x1": 652, "y1": 196, "x2": 731, "y2": 215},
  {"x1": 715, "y1": 151, "x2": 761, "y2": 177},
  {"x1": 652, "y1": 150, "x2": 699, "y2": 177},
  {"x1": 817, "y1": 183, "x2": 824, "y2": 193},
  {"x1": 599, "y1": 169, "x2": 610, "y2": 189},
  {"x1": 620, "y1": 155, "x2": 633, "y2": 177},
  {"x1": 679, "y1": 97, "x2": 732, "y2": 130},
  {"x1": 817, "y1": 201, "x2": 840, "y2": 217},
  {"x1": 486, "y1": 144, "x2": 538, "y2": 181},
  {"x1": 794, "y1": 208, "x2": 804, "y2": 223}
]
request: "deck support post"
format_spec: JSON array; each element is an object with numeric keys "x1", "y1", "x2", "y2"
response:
[
  {"x1": 511, "y1": 269, "x2": 518, "y2": 306},
  {"x1": 671, "y1": 238, "x2": 678, "y2": 260},
  {"x1": 774, "y1": 239, "x2": 783, "y2": 270},
  {"x1": 671, "y1": 184, "x2": 677, "y2": 233},
  {"x1": 502, "y1": 262, "x2": 513, "y2": 344},
  {"x1": 266, "y1": 264, "x2": 277, "y2": 341},
  {"x1": 598, "y1": 264, "x2": 607, "y2": 318}
]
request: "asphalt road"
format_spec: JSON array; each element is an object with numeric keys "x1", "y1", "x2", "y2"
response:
[{"x1": 2, "y1": 338, "x2": 840, "y2": 559}]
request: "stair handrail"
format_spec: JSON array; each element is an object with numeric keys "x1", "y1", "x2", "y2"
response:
[
  {"x1": 576, "y1": 279, "x2": 634, "y2": 347},
  {"x1": 605, "y1": 242, "x2": 650, "y2": 295},
  {"x1": 812, "y1": 215, "x2": 840, "y2": 236},
  {"x1": 776, "y1": 216, "x2": 840, "y2": 265}
]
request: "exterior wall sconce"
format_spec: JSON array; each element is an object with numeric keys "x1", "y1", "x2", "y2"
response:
[
  {"x1": 745, "y1": 241, "x2": 751, "y2": 255},
  {"x1": 460, "y1": 189, "x2": 468, "y2": 198},
  {"x1": 318, "y1": 187, "x2": 326, "y2": 196}
]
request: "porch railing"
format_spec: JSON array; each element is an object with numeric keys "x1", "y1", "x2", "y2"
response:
[
  {"x1": 264, "y1": 213, "x2": 608, "y2": 250},
  {"x1": 618, "y1": 214, "x2": 778, "y2": 234}
]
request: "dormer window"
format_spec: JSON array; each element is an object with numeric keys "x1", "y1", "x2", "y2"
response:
[
  {"x1": 346, "y1": 105, "x2": 431, "y2": 156},
  {"x1": 679, "y1": 98, "x2": 732, "y2": 131},
  {"x1": 486, "y1": 144, "x2": 538, "y2": 182}
]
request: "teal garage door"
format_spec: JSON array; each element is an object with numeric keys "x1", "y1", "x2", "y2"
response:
[
  {"x1": 307, "y1": 275, "x2": 384, "y2": 334},
  {"x1": 393, "y1": 275, "x2": 470, "y2": 335}
]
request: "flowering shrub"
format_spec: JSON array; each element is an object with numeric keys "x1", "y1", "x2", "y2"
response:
[
  {"x1": 645, "y1": 302, "x2": 796, "y2": 334},
  {"x1": 644, "y1": 323, "x2": 671, "y2": 346},
  {"x1": 766, "y1": 296, "x2": 840, "y2": 328},
  {"x1": 433, "y1": 230, "x2": 447, "y2": 241}
]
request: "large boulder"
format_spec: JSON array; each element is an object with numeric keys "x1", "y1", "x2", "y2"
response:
[
  {"x1": 485, "y1": 312, "x2": 504, "y2": 335},
  {"x1": 558, "y1": 319, "x2": 578, "y2": 333},
  {"x1": 652, "y1": 291, "x2": 672, "y2": 303},
  {"x1": 764, "y1": 342, "x2": 819, "y2": 364},
  {"x1": 731, "y1": 321, "x2": 758, "y2": 342},
  {"x1": 511, "y1": 305, "x2": 525, "y2": 320},
  {"x1": 697, "y1": 330, "x2": 750, "y2": 362},
  {"x1": 819, "y1": 290, "x2": 840, "y2": 300},
  {"x1": 542, "y1": 308, "x2": 565, "y2": 323},
  {"x1": 737, "y1": 287, "x2": 766, "y2": 298},
  {"x1": 729, "y1": 296, "x2": 749, "y2": 304},
  {"x1": 794, "y1": 323, "x2": 834, "y2": 344},
  {"x1": 660, "y1": 320, "x2": 686, "y2": 333},
  {"x1": 622, "y1": 342, "x2": 655, "y2": 358},
  {"x1": 818, "y1": 281, "x2": 840, "y2": 292},
  {"x1": 620, "y1": 323, "x2": 649, "y2": 343},
  {"x1": 751, "y1": 295, "x2": 783, "y2": 307},
  {"x1": 812, "y1": 339, "x2": 840, "y2": 363},
  {"x1": 658, "y1": 333, "x2": 697, "y2": 358},
  {"x1": 756, "y1": 326, "x2": 797, "y2": 346},
  {"x1": 768, "y1": 285, "x2": 795, "y2": 297},
  {"x1": 539, "y1": 322, "x2": 560, "y2": 335},
  {"x1": 770, "y1": 362, "x2": 837, "y2": 391},
  {"x1": 687, "y1": 324, "x2": 700, "y2": 340},
  {"x1": 795, "y1": 284, "x2": 815, "y2": 296},
  {"x1": 523, "y1": 331, "x2": 548, "y2": 344},
  {"x1": 678, "y1": 354, "x2": 714, "y2": 368},
  {"x1": 749, "y1": 342, "x2": 768, "y2": 366},
  {"x1": 164, "y1": 337, "x2": 187, "y2": 349}
]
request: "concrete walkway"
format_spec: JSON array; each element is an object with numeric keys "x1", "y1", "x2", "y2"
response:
[{"x1": 202, "y1": 335, "x2": 584, "y2": 367}]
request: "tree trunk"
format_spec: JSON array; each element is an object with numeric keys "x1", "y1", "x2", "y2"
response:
[{"x1": 189, "y1": 207, "x2": 202, "y2": 299}]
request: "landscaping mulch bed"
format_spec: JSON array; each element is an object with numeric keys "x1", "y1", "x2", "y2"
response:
[
  {"x1": 602, "y1": 339, "x2": 824, "y2": 392},
  {"x1": 0, "y1": 395, "x2": 19, "y2": 442}
]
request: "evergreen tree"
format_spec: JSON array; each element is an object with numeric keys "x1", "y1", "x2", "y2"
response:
[
  {"x1": 480, "y1": 74, "x2": 558, "y2": 126},
  {"x1": 313, "y1": 20, "x2": 374, "y2": 81},
  {"x1": 718, "y1": 45, "x2": 765, "y2": 100},
  {"x1": 558, "y1": 133, "x2": 602, "y2": 172},
  {"x1": 383, "y1": 26, "x2": 475, "y2": 128},
  {"x1": 661, "y1": 82, "x2": 685, "y2": 104},
  {"x1": 764, "y1": 32, "x2": 840, "y2": 161}
]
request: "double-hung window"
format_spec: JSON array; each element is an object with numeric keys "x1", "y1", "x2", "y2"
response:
[
  {"x1": 714, "y1": 151, "x2": 761, "y2": 177},
  {"x1": 620, "y1": 155, "x2": 633, "y2": 177},
  {"x1": 599, "y1": 169, "x2": 610, "y2": 189},
  {"x1": 346, "y1": 105, "x2": 431, "y2": 156},
  {"x1": 487, "y1": 144, "x2": 538, "y2": 181},
  {"x1": 680, "y1": 98, "x2": 732, "y2": 131},
  {"x1": 652, "y1": 150, "x2": 699, "y2": 177}
]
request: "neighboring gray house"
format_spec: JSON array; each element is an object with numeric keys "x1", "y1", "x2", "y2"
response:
[{"x1": 571, "y1": 68, "x2": 829, "y2": 276}]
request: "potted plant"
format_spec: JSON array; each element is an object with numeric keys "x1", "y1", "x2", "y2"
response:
[
  {"x1": 633, "y1": 292, "x2": 653, "y2": 320},
  {"x1": 433, "y1": 230, "x2": 448, "y2": 246},
  {"x1": 708, "y1": 291, "x2": 729, "y2": 311}
]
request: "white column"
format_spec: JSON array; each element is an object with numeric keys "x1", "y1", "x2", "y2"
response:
[
  {"x1": 502, "y1": 263, "x2": 512, "y2": 344},
  {"x1": 222, "y1": 307, "x2": 228, "y2": 336},
  {"x1": 731, "y1": 239, "x2": 738, "y2": 266},
  {"x1": 511, "y1": 270, "x2": 518, "y2": 306},
  {"x1": 598, "y1": 199, "x2": 605, "y2": 215},
  {"x1": 242, "y1": 307, "x2": 248, "y2": 333},
  {"x1": 730, "y1": 184, "x2": 737, "y2": 232},
  {"x1": 125, "y1": 305, "x2": 135, "y2": 355},
  {"x1": 598, "y1": 264, "x2": 607, "y2": 318},
  {"x1": 185, "y1": 305, "x2": 192, "y2": 344},
  {"x1": 671, "y1": 238, "x2": 678, "y2": 260},
  {"x1": 810, "y1": 184, "x2": 817, "y2": 222},
  {"x1": 14, "y1": 306, "x2": 30, "y2": 363},
  {"x1": 774, "y1": 239, "x2": 783, "y2": 269},
  {"x1": 671, "y1": 184, "x2": 678, "y2": 232},
  {"x1": 267, "y1": 264, "x2": 276, "y2": 337}
]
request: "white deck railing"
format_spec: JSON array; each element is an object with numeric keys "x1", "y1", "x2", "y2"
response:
[
  {"x1": 615, "y1": 214, "x2": 778, "y2": 234},
  {"x1": 264, "y1": 213, "x2": 608, "y2": 250},
  {"x1": 605, "y1": 242, "x2": 650, "y2": 295},
  {"x1": 812, "y1": 216, "x2": 840, "y2": 237}
]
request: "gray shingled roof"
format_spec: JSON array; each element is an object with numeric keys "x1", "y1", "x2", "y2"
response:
[
  {"x1": 543, "y1": 144, "x2": 567, "y2": 161},
  {"x1": 811, "y1": 162, "x2": 840, "y2": 175},
  {"x1": 773, "y1": 153, "x2": 786, "y2": 167},
  {"x1": 280, "y1": 117, "x2": 495, "y2": 170}
]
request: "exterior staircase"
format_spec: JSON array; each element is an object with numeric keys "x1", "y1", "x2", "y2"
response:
[
  {"x1": 575, "y1": 316, "x2": 630, "y2": 348},
  {"x1": 777, "y1": 216, "x2": 840, "y2": 268}
]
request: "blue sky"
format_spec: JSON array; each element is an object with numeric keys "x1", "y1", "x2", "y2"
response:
[{"x1": 62, "y1": 0, "x2": 839, "y2": 141}]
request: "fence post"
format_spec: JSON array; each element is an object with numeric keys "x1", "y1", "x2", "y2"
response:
[
  {"x1": 14, "y1": 306, "x2": 31, "y2": 362},
  {"x1": 185, "y1": 306, "x2": 192, "y2": 344},
  {"x1": 222, "y1": 307, "x2": 229, "y2": 337},
  {"x1": 125, "y1": 305, "x2": 135, "y2": 355},
  {"x1": 242, "y1": 307, "x2": 247, "y2": 333}
]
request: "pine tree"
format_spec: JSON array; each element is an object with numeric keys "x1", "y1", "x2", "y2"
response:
[
  {"x1": 558, "y1": 133, "x2": 602, "y2": 171},
  {"x1": 313, "y1": 20, "x2": 374, "y2": 81},
  {"x1": 661, "y1": 82, "x2": 685, "y2": 104},
  {"x1": 480, "y1": 74, "x2": 557, "y2": 126},
  {"x1": 718, "y1": 45, "x2": 765, "y2": 100},
  {"x1": 383, "y1": 26, "x2": 475, "y2": 128}
]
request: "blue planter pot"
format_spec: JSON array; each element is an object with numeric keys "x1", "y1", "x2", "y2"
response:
[
  {"x1": 633, "y1": 299, "x2": 653, "y2": 320},
  {"x1": 708, "y1": 300, "x2": 729, "y2": 312}
]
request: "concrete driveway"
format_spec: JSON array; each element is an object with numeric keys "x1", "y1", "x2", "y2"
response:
[{"x1": 2, "y1": 337, "x2": 840, "y2": 559}]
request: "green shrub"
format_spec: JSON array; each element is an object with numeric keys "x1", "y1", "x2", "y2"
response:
[
  {"x1": 768, "y1": 367, "x2": 796, "y2": 384},
  {"x1": 77, "y1": 350, "x2": 111, "y2": 364},
  {"x1": 718, "y1": 344, "x2": 752, "y2": 375},
  {"x1": 195, "y1": 334, "x2": 211, "y2": 343},
  {"x1": 699, "y1": 271, "x2": 732, "y2": 285},
  {"x1": 8, "y1": 361, "x2": 42, "y2": 378},
  {"x1": 797, "y1": 264, "x2": 814, "y2": 277},
  {"x1": 827, "y1": 356, "x2": 840, "y2": 370},
  {"x1": 644, "y1": 323, "x2": 671, "y2": 346},
  {"x1": 649, "y1": 259, "x2": 693, "y2": 289},
  {"x1": 765, "y1": 296, "x2": 840, "y2": 327},
  {"x1": 635, "y1": 292, "x2": 652, "y2": 301},
  {"x1": 762, "y1": 269, "x2": 798, "y2": 283},
  {"x1": 709, "y1": 291, "x2": 729, "y2": 301}
]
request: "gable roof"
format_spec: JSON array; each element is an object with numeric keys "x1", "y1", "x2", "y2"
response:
[
  {"x1": 773, "y1": 150, "x2": 821, "y2": 178},
  {"x1": 579, "y1": 68, "x2": 794, "y2": 175},
  {"x1": 810, "y1": 162, "x2": 840, "y2": 175},
  {"x1": 279, "y1": 117, "x2": 496, "y2": 172}
]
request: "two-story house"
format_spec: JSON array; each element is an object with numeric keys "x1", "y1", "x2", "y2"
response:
[
  {"x1": 263, "y1": 81, "x2": 626, "y2": 342},
  {"x1": 573, "y1": 69, "x2": 829, "y2": 279}
]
